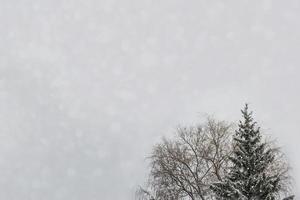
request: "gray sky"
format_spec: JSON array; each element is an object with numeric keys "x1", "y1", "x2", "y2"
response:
[{"x1": 0, "y1": 0, "x2": 299, "y2": 199}]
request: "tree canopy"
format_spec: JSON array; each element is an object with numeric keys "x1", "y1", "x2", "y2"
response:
[{"x1": 137, "y1": 105, "x2": 293, "y2": 200}]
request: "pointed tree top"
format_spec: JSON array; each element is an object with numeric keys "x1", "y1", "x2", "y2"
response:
[
  {"x1": 241, "y1": 103, "x2": 253, "y2": 122},
  {"x1": 242, "y1": 103, "x2": 249, "y2": 114}
]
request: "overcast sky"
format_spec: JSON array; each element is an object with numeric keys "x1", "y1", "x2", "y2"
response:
[{"x1": 0, "y1": 0, "x2": 299, "y2": 199}]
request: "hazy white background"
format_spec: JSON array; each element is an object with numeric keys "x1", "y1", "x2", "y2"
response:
[{"x1": 0, "y1": 0, "x2": 299, "y2": 199}]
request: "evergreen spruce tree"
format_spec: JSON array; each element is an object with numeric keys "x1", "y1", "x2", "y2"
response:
[{"x1": 211, "y1": 104, "x2": 281, "y2": 200}]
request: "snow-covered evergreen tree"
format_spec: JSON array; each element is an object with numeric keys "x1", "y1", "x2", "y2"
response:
[{"x1": 211, "y1": 104, "x2": 282, "y2": 200}]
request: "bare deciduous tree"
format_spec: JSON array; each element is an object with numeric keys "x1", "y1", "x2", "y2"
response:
[{"x1": 137, "y1": 118, "x2": 233, "y2": 200}]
